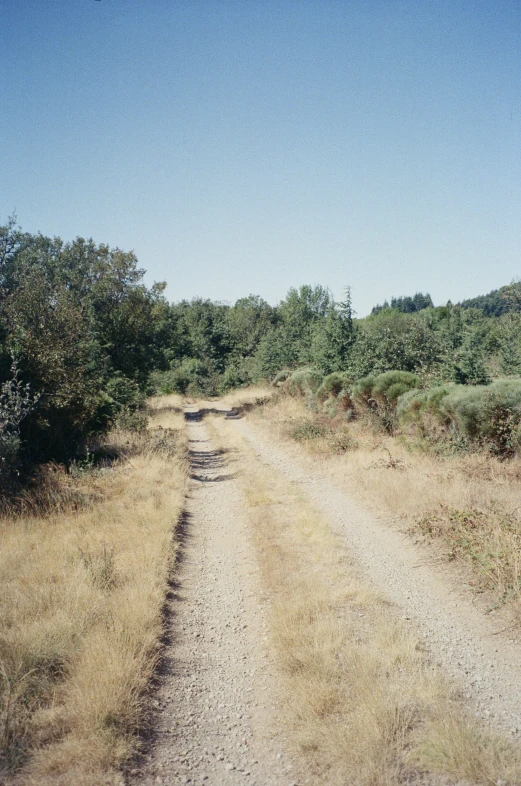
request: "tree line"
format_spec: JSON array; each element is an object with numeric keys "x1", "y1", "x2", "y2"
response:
[{"x1": 1, "y1": 218, "x2": 520, "y2": 484}]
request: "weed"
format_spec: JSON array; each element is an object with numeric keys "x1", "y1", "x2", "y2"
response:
[{"x1": 287, "y1": 418, "x2": 328, "y2": 441}]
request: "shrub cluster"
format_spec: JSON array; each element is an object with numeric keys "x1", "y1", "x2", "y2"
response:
[
  {"x1": 280, "y1": 367, "x2": 521, "y2": 457},
  {"x1": 398, "y1": 379, "x2": 521, "y2": 455}
]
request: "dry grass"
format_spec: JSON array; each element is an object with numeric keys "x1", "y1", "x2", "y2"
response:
[
  {"x1": 210, "y1": 413, "x2": 521, "y2": 785},
  {"x1": 257, "y1": 394, "x2": 521, "y2": 615},
  {"x1": 0, "y1": 401, "x2": 188, "y2": 785},
  {"x1": 184, "y1": 385, "x2": 271, "y2": 414}
]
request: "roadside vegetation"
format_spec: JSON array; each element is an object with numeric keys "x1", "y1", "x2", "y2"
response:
[
  {"x1": 2, "y1": 215, "x2": 521, "y2": 487},
  {"x1": 210, "y1": 415, "x2": 521, "y2": 785},
  {"x1": 254, "y1": 370, "x2": 521, "y2": 617},
  {"x1": 2, "y1": 213, "x2": 521, "y2": 781},
  {"x1": 0, "y1": 398, "x2": 187, "y2": 784}
]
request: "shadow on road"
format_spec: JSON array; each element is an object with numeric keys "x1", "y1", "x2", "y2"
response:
[{"x1": 188, "y1": 446, "x2": 236, "y2": 483}]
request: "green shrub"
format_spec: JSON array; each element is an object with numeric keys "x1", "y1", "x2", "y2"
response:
[
  {"x1": 217, "y1": 365, "x2": 251, "y2": 394},
  {"x1": 0, "y1": 364, "x2": 40, "y2": 488},
  {"x1": 149, "y1": 358, "x2": 217, "y2": 396},
  {"x1": 352, "y1": 371, "x2": 420, "y2": 432},
  {"x1": 371, "y1": 370, "x2": 420, "y2": 402},
  {"x1": 398, "y1": 379, "x2": 521, "y2": 456},
  {"x1": 397, "y1": 385, "x2": 453, "y2": 430},
  {"x1": 287, "y1": 368, "x2": 323, "y2": 397},
  {"x1": 287, "y1": 418, "x2": 328, "y2": 441},
  {"x1": 316, "y1": 372, "x2": 351, "y2": 402},
  {"x1": 271, "y1": 369, "x2": 292, "y2": 387},
  {"x1": 351, "y1": 374, "x2": 376, "y2": 404}
]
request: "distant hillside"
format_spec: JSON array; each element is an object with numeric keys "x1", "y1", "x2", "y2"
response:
[{"x1": 458, "y1": 283, "x2": 521, "y2": 317}]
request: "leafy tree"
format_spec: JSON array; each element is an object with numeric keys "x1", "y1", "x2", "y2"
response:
[{"x1": 310, "y1": 288, "x2": 355, "y2": 373}]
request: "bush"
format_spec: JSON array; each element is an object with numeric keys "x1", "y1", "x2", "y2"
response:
[
  {"x1": 217, "y1": 365, "x2": 252, "y2": 394},
  {"x1": 352, "y1": 371, "x2": 420, "y2": 432},
  {"x1": 397, "y1": 379, "x2": 521, "y2": 456},
  {"x1": 149, "y1": 358, "x2": 217, "y2": 396},
  {"x1": 397, "y1": 385, "x2": 453, "y2": 436},
  {"x1": 0, "y1": 364, "x2": 40, "y2": 488},
  {"x1": 316, "y1": 372, "x2": 351, "y2": 402},
  {"x1": 286, "y1": 369, "x2": 324, "y2": 397},
  {"x1": 271, "y1": 369, "x2": 292, "y2": 387}
]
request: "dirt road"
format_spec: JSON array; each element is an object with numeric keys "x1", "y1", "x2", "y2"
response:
[
  {"x1": 134, "y1": 404, "x2": 521, "y2": 785},
  {"x1": 231, "y1": 414, "x2": 521, "y2": 738},
  {"x1": 133, "y1": 409, "x2": 302, "y2": 786}
]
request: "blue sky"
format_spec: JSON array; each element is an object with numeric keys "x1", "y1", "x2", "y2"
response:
[{"x1": 1, "y1": 0, "x2": 520, "y2": 315}]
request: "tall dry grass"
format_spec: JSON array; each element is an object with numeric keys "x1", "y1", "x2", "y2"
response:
[
  {"x1": 0, "y1": 400, "x2": 188, "y2": 785},
  {"x1": 257, "y1": 394, "x2": 521, "y2": 614},
  {"x1": 210, "y1": 414, "x2": 521, "y2": 786}
]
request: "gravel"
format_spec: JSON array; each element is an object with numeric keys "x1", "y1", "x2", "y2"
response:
[{"x1": 132, "y1": 412, "x2": 302, "y2": 786}]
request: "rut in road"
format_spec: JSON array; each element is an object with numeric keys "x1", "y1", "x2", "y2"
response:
[{"x1": 133, "y1": 409, "x2": 302, "y2": 786}]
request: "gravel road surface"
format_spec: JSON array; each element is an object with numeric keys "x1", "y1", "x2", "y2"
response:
[{"x1": 132, "y1": 410, "x2": 302, "y2": 786}]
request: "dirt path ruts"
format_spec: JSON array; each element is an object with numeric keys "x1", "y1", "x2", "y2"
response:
[
  {"x1": 133, "y1": 410, "x2": 300, "y2": 786},
  {"x1": 231, "y1": 415, "x2": 521, "y2": 739}
]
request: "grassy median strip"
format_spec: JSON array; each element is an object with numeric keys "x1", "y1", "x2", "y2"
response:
[
  {"x1": 0, "y1": 396, "x2": 187, "y2": 785},
  {"x1": 210, "y1": 413, "x2": 521, "y2": 786}
]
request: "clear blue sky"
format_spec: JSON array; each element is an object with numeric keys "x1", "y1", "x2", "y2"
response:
[{"x1": 1, "y1": 0, "x2": 520, "y2": 315}]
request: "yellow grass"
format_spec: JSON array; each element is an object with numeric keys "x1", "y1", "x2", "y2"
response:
[
  {"x1": 210, "y1": 412, "x2": 521, "y2": 785},
  {"x1": 257, "y1": 394, "x2": 521, "y2": 613},
  {"x1": 0, "y1": 401, "x2": 188, "y2": 785}
]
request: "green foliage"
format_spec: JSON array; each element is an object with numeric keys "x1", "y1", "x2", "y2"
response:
[
  {"x1": 287, "y1": 369, "x2": 324, "y2": 401},
  {"x1": 451, "y1": 332, "x2": 490, "y2": 385},
  {"x1": 4, "y1": 213, "x2": 521, "y2": 476},
  {"x1": 316, "y1": 372, "x2": 351, "y2": 401},
  {"x1": 353, "y1": 371, "x2": 420, "y2": 405},
  {"x1": 310, "y1": 289, "x2": 355, "y2": 374},
  {"x1": 0, "y1": 218, "x2": 170, "y2": 476},
  {"x1": 271, "y1": 369, "x2": 292, "y2": 387},
  {"x1": 398, "y1": 379, "x2": 521, "y2": 456},
  {"x1": 0, "y1": 363, "x2": 40, "y2": 488},
  {"x1": 347, "y1": 311, "x2": 444, "y2": 379},
  {"x1": 459, "y1": 283, "x2": 521, "y2": 317},
  {"x1": 352, "y1": 371, "x2": 420, "y2": 432},
  {"x1": 149, "y1": 358, "x2": 217, "y2": 396},
  {"x1": 372, "y1": 292, "x2": 433, "y2": 315}
]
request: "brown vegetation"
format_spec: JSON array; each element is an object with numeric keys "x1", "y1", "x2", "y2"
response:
[{"x1": 0, "y1": 397, "x2": 188, "y2": 785}]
